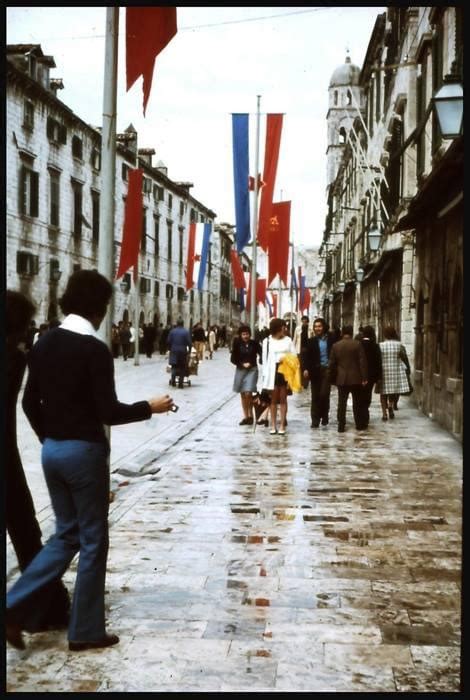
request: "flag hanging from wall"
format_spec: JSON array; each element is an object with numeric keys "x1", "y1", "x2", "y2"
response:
[
  {"x1": 290, "y1": 266, "x2": 299, "y2": 312},
  {"x1": 232, "y1": 114, "x2": 251, "y2": 253},
  {"x1": 230, "y1": 249, "x2": 247, "y2": 289},
  {"x1": 195, "y1": 223, "x2": 212, "y2": 291},
  {"x1": 116, "y1": 168, "x2": 143, "y2": 281},
  {"x1": 300, "y1": 286, "x2": 311, "y2": 313},
  {"x1": 267, "y1": 200, "x2": 291, "y2": 286},
  {"x1": 126, "y1": 7, "x2": 177, "y2": 116},
  {"x1": 246, "y1": 276, "x2": 267, "y2": 313},
  {"x1": 258, "y1": 114, "x2": 283, "y2": 252}
]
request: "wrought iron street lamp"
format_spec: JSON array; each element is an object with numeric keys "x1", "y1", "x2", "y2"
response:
[
  {"x1": 432, "y1": 62, "x2": 463, "y2": 139},
  {"x1": 355, "y1": 267, "x2": 365, "y2": 282},
  {"x1": 338, "y1": 281, "x2": 345, "y2": 294}
]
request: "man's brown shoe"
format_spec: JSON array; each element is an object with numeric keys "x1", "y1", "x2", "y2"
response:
[
  {"x1": 6, "y1": 622, "x2": 25, "y2": 650},
  {"x1": 69, "y1": 633, "x2": 119, "y2": 652}
]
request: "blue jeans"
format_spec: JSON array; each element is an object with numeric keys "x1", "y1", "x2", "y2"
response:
[{"x1": 7, "y1": 439, "x2": 110, "y2": 641}]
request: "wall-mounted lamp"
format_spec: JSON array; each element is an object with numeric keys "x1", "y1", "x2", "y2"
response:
[
  {"x1": 328, "y1": 292, "x2": 334, "y2": 303},
  {"x1": 432, "y1": 62, "x2": 463, "y2": 139},
  {"x1": 355, "y1": 267, "x2": 365, "y2": 283},
  {"x1": 50, "y1": 268, "x2": 62, "y2": 282},
  {"x1": 338, "y1": 281, "x2": 346, "y2": 294},
  {"x1": 368, "y1": 228, "x2": 381, "y2": 251}
]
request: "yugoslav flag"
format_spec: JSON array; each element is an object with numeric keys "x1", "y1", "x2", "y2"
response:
[{"x1": 191, "y1": 222, "x2": 212, "y2": 291}]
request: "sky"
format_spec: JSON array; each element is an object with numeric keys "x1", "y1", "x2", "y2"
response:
[{"x1": 7, "y1": 6, "x2": 383, "y2": 247}]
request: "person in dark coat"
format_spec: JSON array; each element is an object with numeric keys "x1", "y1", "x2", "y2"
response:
[
  {"x1": 328, "y1": 325, "x2": 368, "y2": 432},
  {"x1": 357, "y1": 325, "x2": 382, "y2": 428},
  {"x1": 119, "y1": 322, "x2": 131, "y2": 360},
  {"x1": 159, "y1": 324, "x2": 170, "y2": 355},
  {"x1": 6, "y1": 290, "x2": 70, "y2": 633},
  {"x1": 143, "y1": 322, "x2": 156, "y2": 358},
  {"x1": 230, "y1": 324, "x2": 262, "y2": 425},
  {"x1": 6, "y1": 271, "x2": 175, "y2": 652},
  {"x1": 301, "y1": 317, "x2": 335, "y2": 428},
  {"x1": 167, "y1": 319, "x2": 192, "y2": 388}
]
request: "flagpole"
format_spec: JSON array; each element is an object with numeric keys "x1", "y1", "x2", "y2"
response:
[
  {"x1": 250, "y1": 95, "x2": 261, "y2": 336},
  {"x1": 289, "y1": 242, "x2": 294, "y2": 337},
  {"x1": 98, "y1": 7, "x2": 119, "y2": 348},
  {"x1": 134, "y1": 269, "x2": 140, "y2": 365}
]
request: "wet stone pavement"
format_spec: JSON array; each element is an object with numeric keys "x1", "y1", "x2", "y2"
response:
[{"x1": 6, "y1": 348, "x2": 462, "y2": 692}]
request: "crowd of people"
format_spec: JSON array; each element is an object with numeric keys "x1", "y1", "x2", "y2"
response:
[
  {"x1": 6, "y1": 273, "x2": 412, "y2": 654},
  {"x1": 231, "y1": 315, "x2": 412, "y2": 435}
]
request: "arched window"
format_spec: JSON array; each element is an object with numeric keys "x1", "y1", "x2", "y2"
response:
[
  {"x1": 347, "y1": 90, "x2": 352, "y2": 106},
  {"x1": 339, "y1": 127, "x2": 347, "y2": 144},
  {"x1": 123, "y1": 309, "x2": 129, "y2": 324},
  {"x1": 334, "y1": 90, "x2": 338, "y2": 106}
]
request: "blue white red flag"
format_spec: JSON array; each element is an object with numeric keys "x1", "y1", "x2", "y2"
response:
[
  {"x1": 189, "y1": 222, "x2": 212, "y2": 291},
  {"x1": 232, "y1": 114, "x2": 251, "y2": 253}
]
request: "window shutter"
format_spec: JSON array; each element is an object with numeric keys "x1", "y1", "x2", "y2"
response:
[
  {"x1": 59, "y1": 124, "x2": 67, "y2": 144},
  {"x1": 19, "y1": 166, "x2": 27, "y2": 214},
  {"x1": 46, "y1": 116, "x2": 54, "y2": 139},
  {"x1": 30, "y1": 171, "x2": 39, "y2": 217}
]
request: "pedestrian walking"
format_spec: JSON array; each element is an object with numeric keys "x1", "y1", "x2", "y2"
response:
[
  {"x1": 119, "y1": 322, "x2": 131, "y2": 360},
  {"x1": 358, "y1": 325, "x2": 382, "y2": 427},
  {"x1": 143, "y1": 322, "x2": 156, "y2": 358},
  {"x1": 301, "y1": 317, "x2": 335, "y2": 428},
  {"x1": 128, "y1": 321, "x2": 136, "y2": 358},
  {"x1": 6, "y1": 290, "x2": 71, "y2": 633},
  {"x1": 192, "y1": 322, "x2": 206, "y2": 362},
  {"x1": 293, "y1": 315, "x2": 312, "y2": 388},
  {"x1": 207, "y1": 325, "x2": 217, "y2": 359},
  {"x1": 6, "y1": 270, "x2": 175, "y2": 652},
  {"x1": 261, "y1": 317, "x2": 297, "y2": 435},
  {"x1": 159, "y1": 324, "x2": 170, "y2": 355},
  {"x1": 377, "y1": 324, "x2": 411, "y2": 421},
  {"x1": 328, "y1": 324, "x2": 368, "y2": 432},
  {"x1": 111, "y1": 323, "x2": 120, "y2": 359},
  {"x1": 230, "y1": 324, "x2": 262, "y2": 425},
  {"x1": 167, "y1": 318, "x2": 192, "y2": 388}
]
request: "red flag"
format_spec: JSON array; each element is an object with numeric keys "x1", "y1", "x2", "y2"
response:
[
  {"x1": 246, "y1": 276, "x2": 267, "y2": 312},
  {"x1": 185, "y1": 222, "x2": 196, "y2": 291},
  {"x1": 267, "y1": 201, "x2": 291, "y2": 286},
  {"x1": 230, "y1": 250, "x2": 246, "y2": 289},
  {"x1": 126, "y1": 8, "x2": 177, "y2": 115},
  {"x1": 301, "y1": 288, "x2": 311, "y2": 313},
  {"x1": 116, "y1": 169, "x2": 143, "y2": 281},
  {"x1": 272, "y1": 292, "x2": 278, "y2": 318},
  {"x1": 258, "y1": 114, "x2": 283, "y2": 251}
]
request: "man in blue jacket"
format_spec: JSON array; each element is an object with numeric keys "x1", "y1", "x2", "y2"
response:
[{"x1": 167, "y1": 319, "x2": 192, "y2": 388}]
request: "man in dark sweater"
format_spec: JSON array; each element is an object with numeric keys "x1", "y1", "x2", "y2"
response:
[{"x1": 6, "y1": 270, "x2": 175, "y2": 653}]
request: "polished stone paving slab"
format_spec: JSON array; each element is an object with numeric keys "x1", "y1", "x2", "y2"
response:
[{"x1": 6, "y1": 349, "x2": 462, "y2": 692}]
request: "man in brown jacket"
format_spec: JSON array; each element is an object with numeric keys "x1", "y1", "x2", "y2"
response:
[{"x1": 328, "y1": 325, "x2": 368, "y2": 432}]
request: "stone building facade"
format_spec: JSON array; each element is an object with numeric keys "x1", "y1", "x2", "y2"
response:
[
  {"x1": 6, "y1": 43, "x2": 239, "y2": 334},
  {"x1": 317, "y1": 7, "x2": 463, "y2": 441}
]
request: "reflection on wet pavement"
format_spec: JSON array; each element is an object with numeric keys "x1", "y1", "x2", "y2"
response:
[{"x1": 7, "y1": 356, "x2": 462, "y2": 692}]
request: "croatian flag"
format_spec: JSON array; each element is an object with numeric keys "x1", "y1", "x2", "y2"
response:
[{"x1": 192, "y1": 222, "x2": 212, "y2": 291}]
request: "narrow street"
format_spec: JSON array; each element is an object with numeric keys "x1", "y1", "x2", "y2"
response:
[{"x1": 7, "y1": 347, "x2": 462, "y2": 692}]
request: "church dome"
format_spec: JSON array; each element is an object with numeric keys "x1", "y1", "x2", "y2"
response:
[{"x1": 329, "y1": 55, "x2": 361, "y2": 87}]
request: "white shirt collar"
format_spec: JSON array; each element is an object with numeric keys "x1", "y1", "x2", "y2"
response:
[{"x1": 60, "y1": 313, "x2": 102, "y2": 341}]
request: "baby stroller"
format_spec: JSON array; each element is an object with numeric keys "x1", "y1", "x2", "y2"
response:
[{"x1": 169, "y1": 347, "x2": 198, "y2": 387}]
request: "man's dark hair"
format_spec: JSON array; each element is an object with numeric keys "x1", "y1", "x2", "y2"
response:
[
  {"x1": 59, "y1": 270, "x2": 112, "y2": 320},
  {"x1": 6, "y1": 290, "x2": 36, "y2": 338},
  {"x1": 342, "y1": 325, "x2": 354, "y2": 337},
  {"x1": 313, "y1": 317, "x2": 328, "y2": 330},
  {"x1": 176, "y1": 318, "x2": 184, "y2": 326},
  {"x1": 301, "y1": 315, "x2": 309, "y2": 322},
  {"x1": 238, "y1": 324, "x2": 251, "y2": 335},
  {"x1": 362, "y1": 325, "x2": 376, "y2": 342}
]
